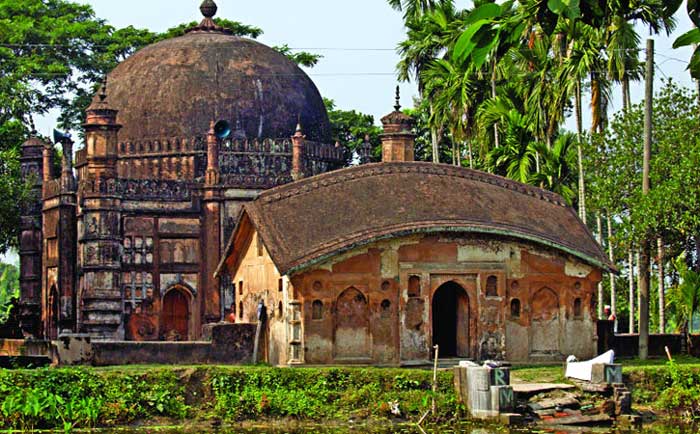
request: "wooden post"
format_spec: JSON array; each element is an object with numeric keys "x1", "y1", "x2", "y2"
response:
[
  {"x1": 596, "y1": 214, "x2": 604, "y2": 319},
  {"x1": 432, "y1": 344, "x2": 439, "y2": 416}
]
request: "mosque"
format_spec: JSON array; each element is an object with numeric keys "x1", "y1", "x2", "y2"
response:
[{"x1": 17, "y1": 0, "x2": 612, "y2": 365}]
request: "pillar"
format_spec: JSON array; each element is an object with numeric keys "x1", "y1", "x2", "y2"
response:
[
  {"x1": 291, "y1": 123, "x2": 305, "y2": 181},
  {"x1": 18, "y1": 135, "x2": 45, "y2": 337}
]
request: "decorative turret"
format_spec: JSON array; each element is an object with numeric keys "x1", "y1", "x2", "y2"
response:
[
  {"x1": 84, "y1": 79, "x2": 121, "y2": 180},
  {"x1": 205, "y1": 120, "x2": 220, "y2": 185},
  {"x1": 380, "y1": 86, "x2": 415, "y2": 162},
  {"x1": 291, "y1": 121, "x2": 305, "y2": 181}
]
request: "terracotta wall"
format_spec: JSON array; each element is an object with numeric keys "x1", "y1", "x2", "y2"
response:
[{"x1": 233, "y1": 231, "x2": 601, "y2": 366}]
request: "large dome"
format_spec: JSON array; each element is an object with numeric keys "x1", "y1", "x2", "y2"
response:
[{"x1": 100, "y1": 26, "x2": 331, "y2": 144}]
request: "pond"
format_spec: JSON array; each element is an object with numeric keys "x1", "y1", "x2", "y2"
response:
[{"x1": 84, "y1": 420, "x2": 697, "y2": 434}]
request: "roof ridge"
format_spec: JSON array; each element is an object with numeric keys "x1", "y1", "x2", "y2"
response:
[{"x1": 257, "y1": 162, "x2": 568, "y2": 207}]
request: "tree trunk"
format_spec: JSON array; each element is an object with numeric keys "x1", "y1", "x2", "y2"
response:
[
  {"x1": 628, "y1": 249, "x2": 635, "y2": 334},
  {"x1": 575, "y1": 80, "x2": 586, "y2": 224},
  {"x1": 596, "y1": 214, "x2": 604, "y2": 319},
  {"x1": 590, "y1": 72, "x2": 601, "y2": 134},
  {"x1": 430, "y1": 104, "x2": 439, "y2": 163},
  {"x1": 607, "y1": 214, "x2": 617, "y2": 332},
  {"x1": 639, "y1": 39, "x2": 654, "y2": 360},
  {"x1": 622, "y1": 76, "x2": 630, "y2": 111},
  {"x1": 491, "y1": 59, "x2": 500, "y2": 148},
  {"x1": 467, "y1": 140, "x2": 474, "y2": 169},
  {"x1": 657, "y1": 237, "x2": 665, "y2": 334},
  {"x1": 636, "y1": 251, "x2": 641, "y2": 333}
]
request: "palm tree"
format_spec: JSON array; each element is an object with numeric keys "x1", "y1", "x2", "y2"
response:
[
  {"x1": 529, "y1": 133, "x2": 577, "y2": 204},
  {"x1": 392, "y1": 1, "x2": 458, "y2": 163},
  {"x1": 670, "y1": 254, "x2": 700, "y2": 352},
  {"x1": 387, "y1": 0, "x2": 454, "y2": 22}
]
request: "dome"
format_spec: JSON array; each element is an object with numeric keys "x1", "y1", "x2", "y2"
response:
[{"x1": 98, "y1": 19, "x2": 331, "y2": 145}]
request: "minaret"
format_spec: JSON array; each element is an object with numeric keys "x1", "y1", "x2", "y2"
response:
[
  {"x1": 84, "y1": 80, "x2": 121, "y2": 179},
  {"x1": 78, "y1": 79, "x2": 124, "y2": 338},
  {"x1": 18, "y1": 133, "x2": 46, "y2": 337},
  {"x1": 291, "y1": 121, "x2": 305, "y2": 181},
  {"x1": 380, "y1": 86, "x2": 416, "y2": 162},
  {"x1": 202, "y1": 119, "x2": 223, "y2": 326}
]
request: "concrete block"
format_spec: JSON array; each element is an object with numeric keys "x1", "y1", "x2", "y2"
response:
[
  {"x1": 490, "y1": 385, "x2": 515, "y2": 412},
  {"x1": 499, "y1": 412, "x2": 524, "y2": 425},
  {"x1": 490, "y1": 367, "x2": 510, "y2": 386},
  {"x1": 591, "y1": 363, "x2": 622, "y2": 384},
  {"x1": 53, "y1": 334, "x2": 93, "y2": 366}
]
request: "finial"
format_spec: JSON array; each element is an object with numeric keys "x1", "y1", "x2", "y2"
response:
[
  {"x1": 295, "y1": 114, "x2": 303, "y2": 133},
  {"x1": 394, "y1": 85, "x2": 401, "y2": 112},
  {"x1": 98, "y1": 77, "x2": 108, "y2": 102},
  {"x1": 200, "y1": 0, "x2": 217, "y2": 18}
]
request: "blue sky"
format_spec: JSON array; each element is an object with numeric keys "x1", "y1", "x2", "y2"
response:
[{"x1": 32, "y1": 0, "x2": 696, "y2": 132}]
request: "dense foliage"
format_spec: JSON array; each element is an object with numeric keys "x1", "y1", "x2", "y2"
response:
[
  {"x1": 324, "y1": 98, "x2": 383, "y2": 165},
  {"x1": 0, "y1": 263, "x2": 19, "y2": 325},
  {"x1": 0, "y1": 366, "x2": 459, "y2": 430}
]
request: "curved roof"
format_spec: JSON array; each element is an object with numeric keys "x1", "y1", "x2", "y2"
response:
[
  {"x1": 96, "y1": 30, "x2": 330, "y2": 145},
  {"x1": 223, "y1": 162, "x2": 613, "y2": 275}
]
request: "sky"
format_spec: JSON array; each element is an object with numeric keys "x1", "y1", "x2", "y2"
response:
[
  {"x1": 32, "y1": 0, "x2": 696, "y2": 133},
  {"x1": 4, "y1": 0, "x2": 697, "y2": 265}
]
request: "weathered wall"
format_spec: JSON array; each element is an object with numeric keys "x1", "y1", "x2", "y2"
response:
[
  {"x1": 230, "y1": 228, "x2": 288, "y2": 365},
  {"x1": 287, "y1": 233, "x2": 600, "y2": 365},
  {"x1": 91, "y1": 323, "x2": 255, "y2": 366}
]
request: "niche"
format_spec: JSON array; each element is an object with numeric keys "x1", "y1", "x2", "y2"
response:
[
  {"x1": 574, "y1": 298, "x2": 582, "y2": 319},
  {"x1": 486, "y1": 275, "x2": 498, "y2": 297},
  {"x1": 312, "y1": 300, "x2": 323, "y2": 320},
  {"x1": 510, "y1": 298, "x2": 521, "y2": 319},
  {"x1": 380, "y1": 299, "x2": 391, "y2": 319},
  {"x1": 408, "y1": 276, "x2": 421, "y2": 297}
]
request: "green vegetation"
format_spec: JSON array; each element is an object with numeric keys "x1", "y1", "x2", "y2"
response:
[
  {"x1": 0, "y1": 262, "x2": 19, "y2": 324},
  {"x1": 0, "y1": 366, "x2": 459, "y2": 431}
]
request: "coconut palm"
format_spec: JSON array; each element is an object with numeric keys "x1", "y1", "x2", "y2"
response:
[
  {"x1": 394, "y1": 3, "x2": 460, "y2": 162},
  {"x1": 387, "y1": 0, "x2": 454, "y2": 22}
]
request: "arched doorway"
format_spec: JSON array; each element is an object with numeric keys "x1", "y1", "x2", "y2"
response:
[
  {"x1": 334, "y1": 287, "x2": 370, "y2": 359},
  {"x1": 530, "y1": 287, "x2": 561, "y2": 355},
  {"x1": 162, "y1": 287, "x2": 190, "y2": 341},
  {"x1": 47, "y1": 285, "x2": 59, "y2": 340},
  {"x1": 432, "y1": 281, "x2": 470, "y2": 358}
]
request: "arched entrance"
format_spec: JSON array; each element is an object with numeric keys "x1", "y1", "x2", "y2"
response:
[
  {"x1": 432, "y1": 281, "x2": 470, "y2": 358},
  {"x1": 334, "y1": 287, "x2": 370, "y2": 359},
  {"x1": 47, "y1": 285, "x2": 59, "y2": 340},
  {"x1": 162, "y1": 287, "x2": 190, "y2": 341},
  {"x1": 530, "y1": 287, "x2": 561, "y2": 355}
]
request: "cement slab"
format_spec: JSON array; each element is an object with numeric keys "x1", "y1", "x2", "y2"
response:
[{"x1": 512, "y1": 383, "x2": 576, "y2": 394}]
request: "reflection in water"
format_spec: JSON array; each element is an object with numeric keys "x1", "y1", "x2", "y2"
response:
[{"x1": 93, "y1": 420, "x2": 698, "y2": 434}]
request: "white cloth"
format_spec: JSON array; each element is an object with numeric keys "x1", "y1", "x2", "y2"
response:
[{"x1": 564, "y1": 350, "x2": 615, "y2": 381}]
